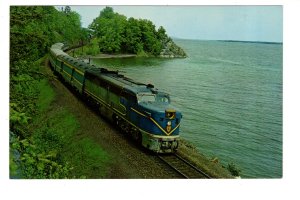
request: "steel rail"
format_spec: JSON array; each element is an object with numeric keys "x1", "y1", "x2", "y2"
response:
[
  {"x1": 157, "y1": 154, "x2": 212, "y2": 179},
  {"x1": 157, "y1": 155, "x2": 189, "y2": 178},
  {"x1": 174, "y1": 153, "x2": 212, "y2": 179}
]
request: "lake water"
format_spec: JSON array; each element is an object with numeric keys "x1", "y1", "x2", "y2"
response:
[{"x1": 91, "y1": 39, "x2": 282, "y2": 178}]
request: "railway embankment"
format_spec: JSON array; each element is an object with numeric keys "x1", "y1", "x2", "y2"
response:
[{"x1": 37, "y1": 59, "x2": 233, "y2": 178}]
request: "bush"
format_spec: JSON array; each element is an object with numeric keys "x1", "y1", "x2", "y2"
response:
[
  {"x1": 227, "y1": 162, "x2": 241, "y2": 177},
  {"x1": 10, "y1": 134, "x2": 72, "y2": 179},
  {"x1": 86, "y1": 45, "x2": 99, "y2": 56}
]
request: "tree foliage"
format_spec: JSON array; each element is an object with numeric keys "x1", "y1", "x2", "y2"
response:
[
  {"x1": 10, "y1": 6, "x2": 86, "y2": 67},
  {"x1": 10, "y1": 6, "x2": 86, "y2": 178},
  {"x1": 10, "y1": 6, "x2": 85, "y2": 137},
  {"x1": 89, "y1": 6, "x2": 173, "y2": 56}
]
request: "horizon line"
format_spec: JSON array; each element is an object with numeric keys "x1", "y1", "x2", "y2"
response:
[{"x1": 171, "y1": 37, "x2": 283, "y2": 44}]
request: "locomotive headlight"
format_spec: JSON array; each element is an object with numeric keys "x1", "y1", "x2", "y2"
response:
[{"x1": 166, "y1": 121, "x2": 172, "y2": 133}]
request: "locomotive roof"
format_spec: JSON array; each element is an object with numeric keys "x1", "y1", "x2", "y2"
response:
[
  {"x1": 60, "y1": 55, "x2": 91, "y2": 71},
  {"x1": 86, "y1": 68, "x2": 158, "y2": 95}
]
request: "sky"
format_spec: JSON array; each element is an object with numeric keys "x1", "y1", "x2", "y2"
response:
[{"x1": 70, "y1": 5, "x2": 283, "y2": 42}]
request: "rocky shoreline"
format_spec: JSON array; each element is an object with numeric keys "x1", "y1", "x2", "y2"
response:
[{"x1": 159, "y1": 39, "x2": 187, "y2": 58}]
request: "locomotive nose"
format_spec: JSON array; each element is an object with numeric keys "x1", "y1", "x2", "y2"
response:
[{"x1": 165, "y1": 108, "x2": 176, "y2": 119}]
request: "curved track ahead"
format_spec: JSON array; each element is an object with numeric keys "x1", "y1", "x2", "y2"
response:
[{"x1": 157, "y1": 153, "x2": 212, "y2": 179}]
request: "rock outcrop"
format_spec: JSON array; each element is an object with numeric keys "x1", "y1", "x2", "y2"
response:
[{"x1": 159, "y1": 38, "x2": 187, "y2": 58}]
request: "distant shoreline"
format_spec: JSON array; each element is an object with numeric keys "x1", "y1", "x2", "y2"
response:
[
  {"x1": 172, "y1": 37, "x2": 282, "y2": 44},
  {"x1": 217, "y1": 40, "x2": 282, "y2": 45}
]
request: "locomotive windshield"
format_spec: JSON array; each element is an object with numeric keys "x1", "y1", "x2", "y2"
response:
[
  {"x1": 137, "y1": 93, "x2": 170, "y2": 104},
  {"x1": 156, "y1": 94, "x2": 169, "y2": 103},
  {"x1": 137, "y1": 93, "x2": 156, "y2": 103}
]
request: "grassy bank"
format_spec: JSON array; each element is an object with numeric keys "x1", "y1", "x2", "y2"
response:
[
  {"x1": 34, "y1": 65, "x2": 111, "y2": 178},
  {"x1": 10, "y1": 60, "x2": 111, "y2": 178}
]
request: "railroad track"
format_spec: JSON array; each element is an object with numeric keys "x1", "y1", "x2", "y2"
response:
[{"x1": 157, "y1": 153, "x2": 212, "y2": 179}]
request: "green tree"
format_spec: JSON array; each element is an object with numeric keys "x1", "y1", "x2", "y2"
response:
[
  {"x1": 123, "y1": 17, "x2": 143, "y2": 53},
  {"x1": 89, "y1": 6, "x2": 127, "y2": 53},
  {"x1": 10, "y1": 6, "x2": 86, "y2": 178},
  {"x1": 138, "y1": 19, "x2": 162, "y2": 55},
  {"x1": 10, "y1": 5, "x2": 85, "y2": 135},
  {"x1": 157, "y1": 26, "x2": 167, "y2": 41},
  {"x1": 89, "y1": 6, "x2": 166, "y2": 55},
  {"x1": 88, "y1": 6, "x2": 186, "y2": 57}
]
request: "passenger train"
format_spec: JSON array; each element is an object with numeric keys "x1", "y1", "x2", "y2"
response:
[{"x1": 49, "y1": 43, "x2": 182, "y2": 153}]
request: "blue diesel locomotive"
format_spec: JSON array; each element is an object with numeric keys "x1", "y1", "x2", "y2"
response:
[{"x1": 49, "y1": 43, "x2": 182, "y2": 153}]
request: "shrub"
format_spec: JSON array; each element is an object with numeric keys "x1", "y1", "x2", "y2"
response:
[{"x1": 227, "y1": 162, "x2": 241, "y2": 177}]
